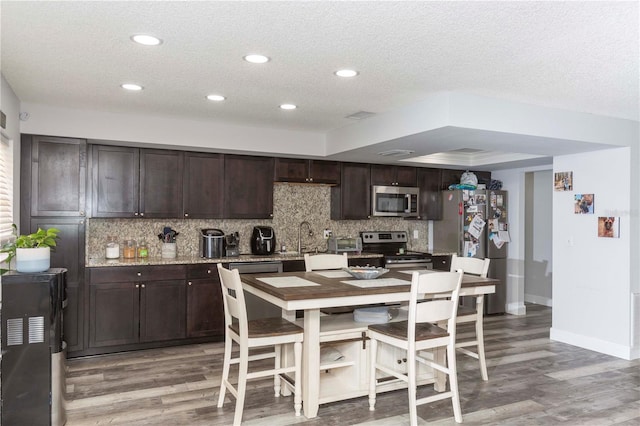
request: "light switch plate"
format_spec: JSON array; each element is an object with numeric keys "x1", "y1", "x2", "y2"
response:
[{"x1": 413, "y1": 229, "x2": 419, "y2": 239}]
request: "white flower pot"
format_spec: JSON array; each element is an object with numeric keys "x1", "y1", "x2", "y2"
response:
[{"x1": 16, "y1": 247, "x2": 51, "y2": 273}]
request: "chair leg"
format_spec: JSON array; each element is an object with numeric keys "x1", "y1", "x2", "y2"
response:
[
  {"x1": 407, "y1": 349, "x2": 418, "y2": 426},
  {"x1": 447, "y1": 345, "x2": 463, "y2": 423},
  {"x1": 233, "y1": 344, "x2": 249, "y2": 426},
  {"x1": 217, "y1": 333, "x2": 232, "y2": 408},
  {"x1": 274, "y1": 344, "x2": 282, "y2": 397},
  {"x1": 368, "y1": 338, "x2": 378, "y2": 411},
  {"x1": 293, "y1": 341, "x2": 302, "y2": 416},
  {"x1": 475, "y1": 296, "x2": 489, "y2": 381}
]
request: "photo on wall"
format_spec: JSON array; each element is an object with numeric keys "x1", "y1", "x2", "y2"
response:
[
  {"x1": 554, "y1": 171, "x2": 573, "y2": 191},
  {"x1": 598, "y1": 217, "x2": 620, "y2": 238},
  {"x1": 574, "y1": 194, "x2": 594, "y2": 214}
]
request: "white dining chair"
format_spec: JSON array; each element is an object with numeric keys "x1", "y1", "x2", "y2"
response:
[
  {"x1": 304, "y1": 252, "x2": 349, "y2": 271},
  {"x1": 368, "y1": 269, "x2": 464, "y2": 425},
  {"x1": 216, "y1": 263, "x2": 303, "y2": 425},
  {"x1": 450, "y1": 254, "x2": 491, "y2": 381}
]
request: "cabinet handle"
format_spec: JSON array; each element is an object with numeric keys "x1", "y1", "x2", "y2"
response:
[
  {"x1": 136, "y1": 284, "x2": 139, "y2": 288},
  {"x1": 140, "y1": 212, "x2": 144, "y2": 217},
  {"x1": 141, "y1": 284, "x2": 145, "y2": 288},
  {"x1": 397, "y1": 359, "x2": 402, "y2": 364},
  {"x1": 184, "y1": 213, "x2": 189, "y2": 217},
  {"x1": 309, "y1": 177, "x2": 313, "y2": 182},
  {"x1": 79, "y1": 210, "x2": 85, "y2": 216},
  {"x1": 137, "y1": 272, "x2": 142, "y2": 277},
  {"x1": 188, "y1": 281, "x2": 192, "y2": 286},
  {"x1": 134, "y1": 212, "x2": 139, "y2": 216},
  {"x1": 402, "y1": 358, "x2": 407, "y2": 363},
  {"x1": 207, "y1": 269, "x2": 211, "y2": 274}
]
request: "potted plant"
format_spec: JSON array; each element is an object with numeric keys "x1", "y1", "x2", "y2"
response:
[{"x1": 0, "y1": 224, "x2": 60, "y2": 274}]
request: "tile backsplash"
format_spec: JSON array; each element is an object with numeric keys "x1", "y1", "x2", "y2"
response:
[{"x1": 86, "y1": 183, "x2": 429, "y2": 259}]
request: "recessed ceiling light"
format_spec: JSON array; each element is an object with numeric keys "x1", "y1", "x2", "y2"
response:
[
  {"x1": 121, "y1": 83, "x2": 143, "y2": 91},
  {"x1": 131, "y1": 34, "x2": 162, "y2": 46},
  {"x1": 244, "y1": 54, "x2": 270, "y2": 64},
  {"x1": 335, "y1": 69, "x2": 359, "y2": 78},
  {"x1": 206, "y1": 94, "x2": 226, "y2": 102},
  {"x1": 280, "y1": 104, "x2": 297, "y2": 110}
]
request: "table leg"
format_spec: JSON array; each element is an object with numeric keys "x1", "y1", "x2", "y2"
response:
[
  {"x1": 281, "y1": 309, "x2": 296, "y2": 397},
  {"x1": 303, "y1": 308, "x2": 321, "y2": 418}
]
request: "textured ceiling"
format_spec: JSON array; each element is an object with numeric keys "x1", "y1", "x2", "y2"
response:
[{"x1": 1, "y1": 1, "x2": 638, "y2": 167}]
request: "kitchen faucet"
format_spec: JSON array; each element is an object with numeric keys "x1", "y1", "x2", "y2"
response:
[{"x1": 298, "y1": 221, "x2": 313, "y2": 253}]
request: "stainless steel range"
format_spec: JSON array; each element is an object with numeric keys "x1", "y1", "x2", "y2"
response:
[{"x1": 360, "y1": 231, "x2": 432, "y2": 269}]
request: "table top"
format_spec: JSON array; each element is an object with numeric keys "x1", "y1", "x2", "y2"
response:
[{"x1": 240, "y1": 269, "x2": 498, "y2": 302}]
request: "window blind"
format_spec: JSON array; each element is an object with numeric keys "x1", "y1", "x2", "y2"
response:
[{"x1": 0, "y1": 132, "x2": 14, "y2": 243}]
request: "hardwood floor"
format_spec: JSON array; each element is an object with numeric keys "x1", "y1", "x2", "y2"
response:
[{"x1": 65, "y1": 305, "x2": 640, "y2": 425}]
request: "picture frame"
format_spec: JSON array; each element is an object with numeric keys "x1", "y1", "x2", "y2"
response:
[
  {"x1": 574, "y1": 193, "x2": 594, "y2": 214},
  {"x1": 554, "y1": 171, "x2": 573, "y2": 191},
  {"x1": 598, "y1": 217, "x2": 620, "y2": 238}
]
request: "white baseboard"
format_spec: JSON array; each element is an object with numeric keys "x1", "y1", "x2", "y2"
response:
[
  {"x1": 524, "y1": 293, "x2": 552, "y2": 307},
  {"x1": 550, "y1": 327, "x2": 637, "y2": 360}
]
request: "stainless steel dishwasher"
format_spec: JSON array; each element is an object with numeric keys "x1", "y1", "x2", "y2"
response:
[{"x1": 229, "y1": 261, "x2": 283, "y2": 320}]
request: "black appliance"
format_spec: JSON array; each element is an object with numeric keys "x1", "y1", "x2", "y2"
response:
[
  {"x1": 1, "y1": 268, "x2": 67, "y2": 426},
  {"x1": 251, "y1": 226, "x2": 276, "y2": 255},
  {"x1": 200, "y1": 228, "x2": 225, "y2": 258},
  {"x1": 225, "y1": 232, "x2": 240, "y2": 257},
  {"x1": 360, "y1": 231, "x2": 432, "y2": 269}
]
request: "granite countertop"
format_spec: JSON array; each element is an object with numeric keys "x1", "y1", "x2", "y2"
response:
[{"x1": 86, "y1": 252, "x2": 384, "y2": 268}]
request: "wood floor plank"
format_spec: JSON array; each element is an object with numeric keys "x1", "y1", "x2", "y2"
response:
[{"x1": 64, "y1": 305, "x2": 640, "y2": 425}]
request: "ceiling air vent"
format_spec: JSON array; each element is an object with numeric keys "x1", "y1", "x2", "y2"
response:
[
  {"x1": 377, "y1": 149, "x2": 415, "y2": 157},
  {"x1": 345, "y1": 111, "x2": 375, "y2": 120}
]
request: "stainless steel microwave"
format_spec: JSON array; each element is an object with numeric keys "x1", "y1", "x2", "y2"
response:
[{"x1": 371, "y1": 185, "x2": 420, "y2": 217}]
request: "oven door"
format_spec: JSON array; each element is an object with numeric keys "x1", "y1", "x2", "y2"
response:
[
  {"x1": 384, "y1": 258, "x2": 433, "y2": 269},
  {"x1": 372, "y1": 186, "x2": 419, "y2": 217}
]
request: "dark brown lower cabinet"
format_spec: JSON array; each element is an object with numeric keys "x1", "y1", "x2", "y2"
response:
[
  {"x1": 88, "y1": 265, "x2": 187, "y2": 350},
  {"x1": 186, "y1": 265, "x2": 224, "y2": 338}
]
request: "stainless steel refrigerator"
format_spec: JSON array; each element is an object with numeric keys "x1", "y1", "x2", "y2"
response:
[{"x1": 433, "y1": 189, "x2": 509, "y2": 314}]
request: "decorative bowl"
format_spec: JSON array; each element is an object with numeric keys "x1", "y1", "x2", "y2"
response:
[{"x1": 343, "y1": 266, "x2": 389, "y2": 280}]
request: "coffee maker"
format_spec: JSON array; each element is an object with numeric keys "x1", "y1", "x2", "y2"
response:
[
  {"x1": 225, "y1": 232, "x2": 240, "y2": 257},
  {"x1": 251, "y1": 226, "x2": 276, "y2": 255}
]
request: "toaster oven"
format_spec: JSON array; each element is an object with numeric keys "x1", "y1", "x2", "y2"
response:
[{"x1": 327, "y1": 236, "x2": 362, "y2": 254}]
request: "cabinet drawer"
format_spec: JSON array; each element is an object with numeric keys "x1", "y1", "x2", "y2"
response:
[
  {"x1": 187, "y1": 263, "x2": 219, "y2": 279},
  {"x1": 90, "y1": 265, "x2": 186, "y2": 283}
]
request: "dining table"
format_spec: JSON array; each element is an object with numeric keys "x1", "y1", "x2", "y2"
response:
[{"x1": 240, "y1": 267, "x2": 498, "y2": 419}]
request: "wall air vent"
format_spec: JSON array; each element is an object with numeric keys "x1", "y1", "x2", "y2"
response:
[
  {"x1": 345, "y1": 111, "x2": 375, "y2": 120},
  {"x1": 377, "y1": 149, "x2": 415, "y2": 157}
]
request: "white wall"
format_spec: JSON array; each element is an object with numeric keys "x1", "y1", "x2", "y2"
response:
[
  {"x1": 551, "y1": 148, "x2": 634, "y2": 359},
  {"x1": 525, "y1": 170, "x2": 553, "y2": 306}
]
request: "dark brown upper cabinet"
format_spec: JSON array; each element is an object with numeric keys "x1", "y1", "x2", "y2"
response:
[
  {"x1": 274, "y1": 158, "x2": 340, "y2": 185},
  {"x1": 416, "y1": 168, "x2": 442, "y2": 220},
  {"x1": 91, "y1": 145, "x2": 140, "y2": 217},
  {"x1": 370, "y1": 164, "x2": 417, "y2": 187},
  {"x1": 223, "y1": 155, "x2": 274, "y2": 219},
  {"x1": 91, "y1": 146, "x2": 183, "y2": 218},
  {"x1": 24, "y1": 135, "x2": 87, "y2": 217},
  {"x1": 331, "y1": 162, "x2": 371, "y2": 220},
  {"x1": 183, "y1": 152, "x2": 224, "y2": 219}
]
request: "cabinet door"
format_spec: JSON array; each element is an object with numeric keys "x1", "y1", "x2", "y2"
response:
[
  {"x1": 223, "y1": 155, "x2": 274, "y2": 219},
  {"x1": 139, "y1": 149, "x2": 184, "y2": 218},
  {"x1": 395, "y1": 166, "x2": 417, "y2": 187},
  {"x1": 139, "y1": 279, "x2": 186, "y2": 342},
  {"x1": 432, "y1": 255, "x2": 452, "y2": 271},
  {"x1": 89, "y1": 282, "x2": 140, "y2": 347},
  {"x1": 183, "y1": 152, "x2": 224, "y2": 218},
  {"x1": 274, "y1": 158, "x2": 308, "y2": 183},
  {"x1": 91, "y1": 145, "x2": 140, "y2": 217},
  {"x1": 187, "y1": 277, "x2": 224, "y2": 338},
  {"x1": 417, "y1": 168, "x2": 442, "y2": 220},
  {"x1": 28, "y1": 135, "x2": 86, "y2": 217},
  {"x1": 331, "y1": 163, "x2": 370, "y2": 220},
  {"x1": 370, "y1": 164, "x2": 396, "y2": 186},
  {"x1": 29, "y1": 218, "x2": 85, "y2": 353},
  {"x1": 309, "y1": 160, "x2": 340, "y2": 184}
]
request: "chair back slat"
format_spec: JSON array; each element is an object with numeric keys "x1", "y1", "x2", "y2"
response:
[
  {"x1": 217, "y1": 263, "x2": 248, "y2": 336},
  {"x1": 450, "y1": 254, "x2": 490, "y2": 277},
  {"x1": 408, "y1": 270, "x2": 463, "y2": 339},
  {"x1": 305, "y1": 253, "x2": 349, "y2": 272}
]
